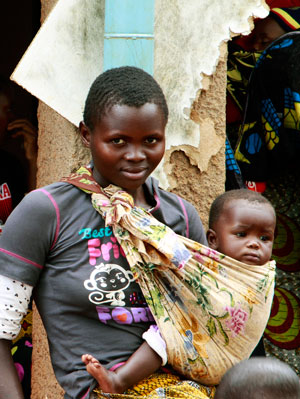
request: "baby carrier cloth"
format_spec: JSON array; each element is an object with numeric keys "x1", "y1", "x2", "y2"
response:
[{"x1": 62, "y1": 166, "x2": 275, "y2": 385}]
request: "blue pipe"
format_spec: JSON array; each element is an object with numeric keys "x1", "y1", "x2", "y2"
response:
[{"x1": 104, "y1": 0, "x2": 155, "y2": 75}]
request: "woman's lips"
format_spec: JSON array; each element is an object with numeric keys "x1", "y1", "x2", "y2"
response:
[{"x1": 121, "y1": 167, "x2": 148, "y2": 180}]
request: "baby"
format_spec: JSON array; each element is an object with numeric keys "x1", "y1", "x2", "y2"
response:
[
  {"x1": 83, "y1": 188, "x2": 276, "y2": 393},
  {"x1": 207, "y1": 188, "x2": 276, "y2": 267},
  {"x1": 214, "y1": 357, "x2": 300, "y2": 399}
]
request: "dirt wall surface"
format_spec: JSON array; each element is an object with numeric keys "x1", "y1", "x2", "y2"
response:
[
  {"x1": 30, "y1": 0, "x2": 267, "y2": 397},
  {"x1": 167, "y1": 44, "x2": 227, "y2": 226},
  {"x1": 11, "y1": 0, "x2": 268, "y2": 188},
  {"x1": 36, "y1": 102, "x2": 90, "y2": 186},
  {"x1": 31, "y1": 0, "x2": 66, "y2": 396}
]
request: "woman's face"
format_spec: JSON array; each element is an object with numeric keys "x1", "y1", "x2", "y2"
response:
[
  {"x1": 80, "y1": 103, "x2": 166, "y2": 199},
  {"x1": 251, "y1": 16, "x2": 286, "y2": 51}
]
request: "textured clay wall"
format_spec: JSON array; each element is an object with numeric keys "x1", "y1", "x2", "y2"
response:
[
  {"x1": 31, "y1": 1, "x2": 89, "y2": 398},
  {"x1": 167, "y1": 48, "x2": 227, "y2": 226},
  {"x1": 31, "y1": 107, "x2": 87, "y2": 399}
]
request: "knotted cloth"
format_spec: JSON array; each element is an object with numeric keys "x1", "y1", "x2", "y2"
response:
[{"x1": 62, "y1": 166, "x2": 276, "y2": 385}]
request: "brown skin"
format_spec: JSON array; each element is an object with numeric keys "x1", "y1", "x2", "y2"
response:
[
  {"x1": 249, "y1": 16, "x2": 286, "y2": 51},
  {"x1": 214, "y1": 357, "x2": 300, "y2": 399},
  {"x1": 80, "y1": 103, "x2": 166, "y2": 207},
  {"x1": 207, "y1": 199, "x2": 276, "y2": 266},
  {"x1": 80, "y1": 103, "x2": 167, "y2": 393},
  {"x1": 82, "y1": 342, "x2": 162, "y2": 394},
  {"x1": 0, "y1": 339, "x2": 25, "y2": 399}
]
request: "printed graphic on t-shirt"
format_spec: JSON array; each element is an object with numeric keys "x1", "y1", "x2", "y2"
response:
[
  {"x1": 82, "y1": 228, "x2": 154, "y2": 326},
  {"x1": 84, "y1": 262, "x2": 135, "y2": 306},
  {"x1": 79, "y1": 227, "x2": 126, "y2": 266},
  {"x1": 0, "y1": 183, "x2": 12, "y2": 224},
  {"x1": 96, "y1": 305, "x2": 155, "y2": 325}
]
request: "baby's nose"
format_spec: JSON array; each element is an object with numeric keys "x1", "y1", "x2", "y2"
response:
[{"x1": 247, "y1": 239, "x2": 260, "y2": 249}]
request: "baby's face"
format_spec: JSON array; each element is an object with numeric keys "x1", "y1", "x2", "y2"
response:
[
  {"x1": 211, "y1": 199, "x2": 276, "y2": 265},
  {"x1": 250, "y1": 16, "x2": 286, "y2": 51}
]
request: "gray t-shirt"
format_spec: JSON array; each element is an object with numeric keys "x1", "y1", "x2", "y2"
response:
[{"x1": 0, "y1": 177, "x2": 206, "y2": 399}]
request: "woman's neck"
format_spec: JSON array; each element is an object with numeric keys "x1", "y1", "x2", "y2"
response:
[
  {"x1": 92, "y1": 167, "x2": 151, "y2": 209},
  {"x1": 130, "y1": 186, "x2": 150, "y2": 208}
]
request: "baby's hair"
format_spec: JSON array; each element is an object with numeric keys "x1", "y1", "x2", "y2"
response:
[
  {"x1": 214, "y1": 357, "x2": 300, "y2": 399},
  {"x1": 209, "y1": 189, "x2": 275, "y2": 229},
  {"x1": 83, "y1": 66, "x2": 168, "y2": 131}
]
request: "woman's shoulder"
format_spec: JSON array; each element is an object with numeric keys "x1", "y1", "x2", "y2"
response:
[
  {"x1": 26, "y1": 181, "x2": 84, "y2": 202},
  {"x1": 147, "y1": 177, "x2": 206, "y2": 244},
  {"x1": 16, "y1": 182, "x2": 88, "y2": 219},
  {"x1": 148, "y1": 177, "x2": 198, "y2": 216}
]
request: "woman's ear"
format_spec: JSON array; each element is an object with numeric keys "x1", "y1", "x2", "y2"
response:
[
  {"x1": 206, "y1": 228, "x2": 218, "y2": 250},
  {"x1": 79, "y1": 121, "x2": 91, "y2": 148}
]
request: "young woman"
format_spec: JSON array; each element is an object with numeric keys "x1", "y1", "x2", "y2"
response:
[{"x1": 0, "y1": 66, "x2": 207, "y2": 399}]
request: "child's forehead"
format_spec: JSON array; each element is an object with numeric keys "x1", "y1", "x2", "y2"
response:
[
  {"x1": 223, "y1": 198, "x2": 276, "y2": 219},
  {"x1": 226, "y1": 198, "x2": 270, "y2": 209}
]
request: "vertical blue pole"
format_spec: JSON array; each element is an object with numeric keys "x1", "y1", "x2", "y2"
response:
[{"x1": 104, "y1": 0, "x2": 155, "y2": 75}]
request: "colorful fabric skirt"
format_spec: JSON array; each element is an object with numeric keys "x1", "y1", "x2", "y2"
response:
[{"x1": 93, "y1": 371, "x2": 216, "y2": 399}]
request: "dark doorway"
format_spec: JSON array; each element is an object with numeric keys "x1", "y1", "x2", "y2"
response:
[{"x1": 0, "y1": 1, "x2": 40, "y2": 125}]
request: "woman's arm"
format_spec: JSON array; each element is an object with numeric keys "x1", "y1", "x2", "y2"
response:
[
  {"x1": 0, "y1": 275, "x2": 33, "y2": 399},
  {"x1": 0, "y1": 339, "x2": 24, "y2": 399}
]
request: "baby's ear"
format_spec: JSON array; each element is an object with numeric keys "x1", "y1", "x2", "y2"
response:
[{"x1": 206, "y1": 229, "x2": 218, "y2": 249}]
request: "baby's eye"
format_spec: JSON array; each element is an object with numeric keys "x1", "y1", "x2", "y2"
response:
[
  {"x1": 236, "y1": 232, "x2": 246, "y2": 237},
  {"x1": 260, "y1": 235, "x2": 270, "y2": 241},
  {"x1": 145, "y1": 137, "x2": 158, "y2": 144},
  {"x1": 112, "y1": 138, "x2": 125, "y2": 145}
]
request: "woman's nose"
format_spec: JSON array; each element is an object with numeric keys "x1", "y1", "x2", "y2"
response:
[{"x1": 124, "y1": 145, "x2": 146, "y2": 161}]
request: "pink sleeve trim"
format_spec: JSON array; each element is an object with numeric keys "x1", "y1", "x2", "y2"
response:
[
  {"x1": 80, "y1": 388, "x2": 90, "y2": 399},
  {"x1": 176, "y1": 196, "x2": 189, "y2": 238},
  {"x1": 151, "y1": 191, "x2": 161, "y2": 213},
  {"x1": 0, "y1": 248, "x2": 43, "y2": 269},
  {"x1": 36, "y1": 188, "x2": 60, "y2": 250}
]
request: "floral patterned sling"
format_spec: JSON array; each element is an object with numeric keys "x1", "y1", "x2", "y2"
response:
[{"x1": 62, "y1": 166, "x2": 276, "y2": 385}]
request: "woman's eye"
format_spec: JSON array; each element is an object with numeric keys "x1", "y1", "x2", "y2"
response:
[
  {"x1": 145, "y1": 137, "x2": 158, "y2": 144},
  {"x1": 112, "y1": 138, "x2": 125, "y2": 145}
]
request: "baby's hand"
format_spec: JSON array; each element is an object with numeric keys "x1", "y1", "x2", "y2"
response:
[{"x1": 7, "y1": 119, "x2": 37, "y2": 160}]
